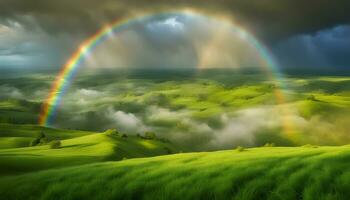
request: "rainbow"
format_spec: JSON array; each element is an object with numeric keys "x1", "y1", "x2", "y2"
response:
[{"x1": 39, "y1": 10, "x2": 292, "y2": 134}]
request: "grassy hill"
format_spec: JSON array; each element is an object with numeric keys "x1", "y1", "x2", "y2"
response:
[
  {"x1": 0, "y1": 123, "x2": 95, "y2": 148},
  {"x1": 0, "y1": 99, "x2": 41, "y2": 124},
  {"x1": 1, "y1": 145, "x2": 350, "y2": 199},
  {"x1": 1, "y1": 73, "x2": 350, "y2": 149},
  {"x1": 0, "y1": 124, "x2": 176, "y2": 175},
  {"x1": 0, "y1": 72, "x2": 350, "y2": 199}
]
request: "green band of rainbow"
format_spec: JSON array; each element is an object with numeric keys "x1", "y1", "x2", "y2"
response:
[{"x1": 39, "y1": 11, "x2": 291, "y2": 133}]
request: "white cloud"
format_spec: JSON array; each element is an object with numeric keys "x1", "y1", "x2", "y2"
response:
[
  {"x1": 207, "y1": 105, "x2": 307, "y2": 149},
  {"x1": 0, "y1": 85, "x2": 23, "y2": 99},
  {"x1": 147, "y1": 17, "x2": 184, "y2": 31},
  {"x1": 162, "y1": 17, "x2": 184, "y2": 30},
  {"x1": 78, "y1": 88, "x2": 101, "y2": 98},
  {"x1": 105, "y1": 107, "x2": 147, "y2": 133},
  {"x1": 147, "y1": 105, "x2": 188, "y2": 121},
  {"x1": 144, "y1": 105, "x2": 302, "y2": 150},
  {"x1": 73, "y1": 88, "x2": 103, "y2": 105}
]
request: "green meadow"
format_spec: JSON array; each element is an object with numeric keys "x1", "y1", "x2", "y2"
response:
[
  {"x1": 0, "y1": 69, "x2": 350, "y2": 199},
  {"x1": 0, "y1": 124, "x2": 175, "y2": 176},
  {"x1": 2, "y1": 143, "x2": 350, "y2": 199}
]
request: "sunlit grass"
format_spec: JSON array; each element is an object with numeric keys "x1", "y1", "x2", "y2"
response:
[
  {"x1": 1, "y1": 146, "x2": 350, "y2": 199},
  {"x1": 0, "y1": 125, "x2": 175, "y2": 175}
]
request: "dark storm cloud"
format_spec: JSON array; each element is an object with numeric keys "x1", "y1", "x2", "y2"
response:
[
  {"x1": 273, "y1": 25, "x2": 350, "y2": 69},
  {"x1": 0, "y1": 0, "x2": 349, "y2": 42},
  {"x1": 0, "y1": 21, "x2": 77, "y2": 68}
]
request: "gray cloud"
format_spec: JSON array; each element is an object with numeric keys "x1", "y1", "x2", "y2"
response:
[
  {"x1": 83, "y1": 14, "x2": 267, "y2": 70},
  {"x1": 1, "y1": 1, "x2": 349, "y2": 69},
  {"x1": 0, "y1": 21, "x2": 78, "y2": 68},
  {"x1": 274, "y1": 25, "x2": 350, "y2": 69},
  {"x1": 0, "y1": 0, "x2": 349, "y2": 43}
]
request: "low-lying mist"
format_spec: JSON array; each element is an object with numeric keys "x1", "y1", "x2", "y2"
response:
[
  {"x1": 48, "y1": 70, "x2": 350, "y2": 151},
  {"x1": 1, "y1": 70, "x2": 349, "y2": 151}
]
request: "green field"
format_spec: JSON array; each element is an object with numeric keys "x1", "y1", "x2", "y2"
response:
[
  {"x1": 0, "y1": 124, "x2": 175, "y2": 176},
  {"x1": 1, "y1": 145, "x2": 350, "y2": 199},
  {"x1": 1, "y1": 71, "x2": 350, "y2": 149},
  {"x1": 0, "y1": 70, "x2": 350, "y2": 199},
  {"x1": 0, "y1": 3, "x2": 349, "y2": 198}
]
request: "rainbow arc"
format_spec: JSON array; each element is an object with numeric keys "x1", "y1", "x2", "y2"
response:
[{"x1": 39, "y1": 11, "x2": 293, "y2": 134}]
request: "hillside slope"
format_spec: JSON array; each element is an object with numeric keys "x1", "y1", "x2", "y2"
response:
[
  {"x1": 0, "y1": 123, "x2": 95, "y2": 149},
  {"x1": 1, "y1": 145, "x2": 350, "y2": 200},
  {"x1": 0, "y1": 125, "x2": 176, "y2": 175}
]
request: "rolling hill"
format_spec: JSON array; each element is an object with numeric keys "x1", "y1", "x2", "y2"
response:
[
  {"x1": 0, "y1": 124, "x2": 176, "y2": 175},
  {"x1": 0, "y1": 73, "x2": 349, "y2": 199},
  {"x1": 1, "y1": 145, "x2": 350, "y2": 199}
]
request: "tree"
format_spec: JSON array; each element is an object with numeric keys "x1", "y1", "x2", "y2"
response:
[{"x1": 30, "y1": 131, "x2": 47, "y2": 146}]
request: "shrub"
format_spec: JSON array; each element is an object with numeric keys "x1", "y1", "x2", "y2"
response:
[
  {"x1": 146, "y1": 93, "x2": 169, "y2": 106},
  {"x1": 302, "y1": 144, "x2": 318, "y2": 148},
  {"x1": 144, "y1": 131, "x2": 156, "y2": 140},
  {"x1": 105, "y1": 129, "x2": 119, "y2": 136},
  {"x1": 39, "y1": 137, "x2": 48, "y2": 145},
  {"x1": 220, "y1": 102, "x2": 229, "y2": 107},
  {"x1": 36, "y1": 131, "x2": 46, "y2": 139},
  {"x1": 164, "y1": 147, "x2": 172, "y2": 154},
  {"x1": 307, "y1": 95, "x2": 317, "y2": 101},
  {"x1": 264, "y1": 143, "x2": 276, "y2": 147},
  {"x1": 121, "y1": 134, "x2": 128, "y2": 138},
  {"x1": 30, "y1": 138, "x2": 40, "y2": 146},
  {"x1": 236, "y1": 146, "x2": 245, "y2": 152},
  {"x1": 49, "y1": 140, "x2": 61, "y2": 149},
  {"x1": 197, "y1": 93, "x2": 208, "y2": 101}
]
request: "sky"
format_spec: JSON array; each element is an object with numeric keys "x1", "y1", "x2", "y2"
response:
[
  {"x1": 81, "y1": 14, "x2": 269, "y2": 70},
  {"x1": 0, "y1": 0, "x2": 349, "y2": 70}
]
